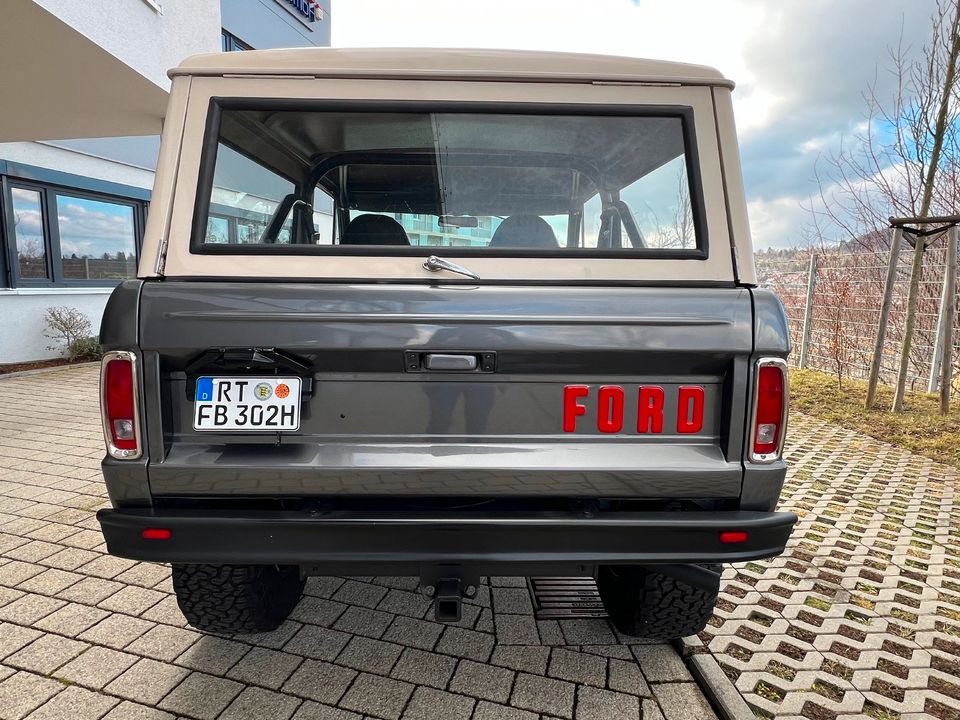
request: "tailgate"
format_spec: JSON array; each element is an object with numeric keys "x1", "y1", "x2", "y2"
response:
[{"x1": 139, "y1": 282, "x2": 753, "y2": 498}]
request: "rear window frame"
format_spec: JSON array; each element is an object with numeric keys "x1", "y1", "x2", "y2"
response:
[{"x1": 189, "y1": 98, "x2": 709, "y2": 261}]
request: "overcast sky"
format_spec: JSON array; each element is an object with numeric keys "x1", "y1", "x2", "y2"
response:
[{"x1": 332, "y1": 0, "x2": 935, "y2": 249}]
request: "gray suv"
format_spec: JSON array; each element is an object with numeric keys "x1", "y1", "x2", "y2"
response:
[{"x1": 95, "y1": 47, "x2": 795, "y2": 640}]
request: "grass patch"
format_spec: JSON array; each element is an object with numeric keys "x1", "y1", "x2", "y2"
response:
[{"x1": 790, "y1": 368, "x2": 960, "y2": 469}]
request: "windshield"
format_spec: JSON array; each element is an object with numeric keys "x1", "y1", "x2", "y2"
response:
[{"x1": 196, "y1": 106, "x2": 702, "y2": 256}]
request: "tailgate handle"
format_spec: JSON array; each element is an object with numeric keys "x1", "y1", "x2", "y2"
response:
[{"x1": 424, "y1": 353, "x2": 478, "y2": 371}]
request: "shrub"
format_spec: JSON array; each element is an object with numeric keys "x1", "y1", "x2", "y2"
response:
[
  {"x1": 44, "y1": 306, "x2": 94, "y2": 360},
  {"x1": 68, "y1": 335, "x2": 103, "y2": 362}
]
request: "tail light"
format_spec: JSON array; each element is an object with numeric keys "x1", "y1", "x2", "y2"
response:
[
  {"x1": 100, "y1": 351, "x2": 142, "y2": 459},
  {"x1": 750, "y1": 358, "x2": 788, "y2": 463}
]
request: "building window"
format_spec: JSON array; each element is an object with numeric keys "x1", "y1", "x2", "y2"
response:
[
  {"x1": 221, "y1": 29, "x2": 253, "y2": 52},
  {"x1": 56, "y1": 195, "x2": 138, "y2": 280},
  {"x1": 10, "y1": 187, "x2": 49, "y2": 280},
  {"x1": 1, "y1": 179, "x2": 145, "y2": 288}
]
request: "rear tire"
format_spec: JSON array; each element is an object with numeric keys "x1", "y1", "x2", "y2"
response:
[
  {"x1": 597, "y1": 564, "x2": 720, "y2": 640},
  {"x1": 172, "y1": 564, "x2": 305, "y2": 634}
]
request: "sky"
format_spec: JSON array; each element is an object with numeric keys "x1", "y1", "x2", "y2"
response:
[{"x1": 332, "y1": 0, "x2": 936, "y2": 250}]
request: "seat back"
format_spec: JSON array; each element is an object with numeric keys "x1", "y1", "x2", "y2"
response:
[
  {"x1": 341, "y1": 214, "x2": 410, "y2": 246},
  {"x1": 488, "y1": 215, "x2": 558, "y2": 249}
]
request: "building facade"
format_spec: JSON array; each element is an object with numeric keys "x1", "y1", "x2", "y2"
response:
[{"x1": 0, "y1": 0, "x2": 331, "y2": 364}]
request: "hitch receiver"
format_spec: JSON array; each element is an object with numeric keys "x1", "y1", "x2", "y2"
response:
[{"x1": 434, "y1": 578, "x2": 462, "y2": 623}]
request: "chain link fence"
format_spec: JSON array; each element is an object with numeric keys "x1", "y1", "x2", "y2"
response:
[{"x1": 756, "y1": 241, "x2": 960, "y2": 395}]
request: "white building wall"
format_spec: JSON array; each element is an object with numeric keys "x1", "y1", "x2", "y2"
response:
[
  {"x1": 0, "y1": 0, "x2": 215, "y2": 365},
  {"x1": 0, "y1": 1, "x2": 330, "y2": 365},
  {"x1": 32, "y1": 0, "x2": 220, "y2": 91},
  {"x1": 0, "y1": 142, "x2": 155, "y2": 189},
  {"x1": 0, "y1": 143, "x2": 154, "y2": 364},
  {"x1": 0, "y1": 289, "x2": 113, "y2": 364}
]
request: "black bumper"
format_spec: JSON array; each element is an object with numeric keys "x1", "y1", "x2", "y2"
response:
[{"x1": 97, "y1": 508, "x2": 797, "y2": 569}]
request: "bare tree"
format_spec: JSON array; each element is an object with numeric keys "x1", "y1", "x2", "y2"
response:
[
  {"x1": 809, "y1": 0, "x2": 960, "y2": 409},
  {"x1": 812, "y1": 0, "x2": 960, "y2": 243}
]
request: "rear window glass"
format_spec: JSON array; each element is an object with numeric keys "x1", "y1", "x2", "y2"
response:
[{"x1": 194, "y1": 105, "x2": 704, "y2": 257}]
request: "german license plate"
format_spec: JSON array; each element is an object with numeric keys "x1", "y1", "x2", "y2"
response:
[{"x1": 193, "y1": 377, "x2": 301, "y2": 432}]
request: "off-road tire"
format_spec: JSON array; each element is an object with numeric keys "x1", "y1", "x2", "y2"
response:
[
  {"x1": 597, "y1": 564, "x2": 720, "y2": 640},
  {"x1": 172, "y1": 564, "x2": 305, "y2": 633}
]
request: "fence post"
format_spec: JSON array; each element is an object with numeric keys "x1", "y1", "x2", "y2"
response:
[
  {"x1": 941, "y1": 225, "x2": 958, "y2": 414},
  {"x1": 866, "y1": 227, "x2": 904, "y2": 409},
  {"x1": 892, "y1": 230, "x2": 927, "y2": 412},
  {"x1": 798, "y1": 254, "x2": 818, "y2": 369},
  {"x1": 929, "y1": 236, "x2": 952, "y2": 393}
]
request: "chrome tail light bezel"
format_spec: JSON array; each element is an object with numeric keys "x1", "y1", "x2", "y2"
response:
[
  {"x1": 100, "y1": 350, "x2": 143, "y2": 460},
  {"x1": 748, "y1": 356, "x2": 789, "y2": 464}
]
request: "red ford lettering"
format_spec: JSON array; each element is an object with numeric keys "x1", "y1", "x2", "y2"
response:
[
  {"x1": 562, "y1": 384, "x2": 705, "y2": 434},
  {"x1": 676, "y1": 386, "x2": 705, "y2": 433},
  {"x1": 637, "y1": 386, "x2": 665, "y2": 433},
  {"x1": 562, "y1": 385, "x2": 590, "y2": 432},
  {"x1": 597, "y1": 386, "x2": 625, "y2": 433}
]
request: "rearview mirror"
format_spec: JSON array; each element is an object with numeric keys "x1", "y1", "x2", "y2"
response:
[{"x1": 438, "y1": 215, "x2": 479, "y2": 228}]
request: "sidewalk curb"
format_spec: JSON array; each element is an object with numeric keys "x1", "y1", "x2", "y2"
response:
[
  {"x1": 674, "y1": 638, "x2": 754, "y2": 720},
  {"x1": 0, "y1": 361, "x2": 98, "y2": 381}
]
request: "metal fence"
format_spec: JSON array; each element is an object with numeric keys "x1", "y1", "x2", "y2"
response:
[{"x1": 756, "y1": 241, "x2": 960, "y2": 395}]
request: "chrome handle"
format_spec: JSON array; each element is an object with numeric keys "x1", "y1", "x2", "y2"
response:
[
  {"x1": 422, "y1": 255, "x2": 480, "y2": 280},
  {"x1": 424, "y1": 353, "x2": 479, "y2": 371}
]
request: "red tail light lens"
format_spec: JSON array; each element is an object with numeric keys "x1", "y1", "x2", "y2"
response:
[
  {"x1": 101, "y1": 352, "x2": 141, "y2": 459},
  {"x1": 720, "y1": 531, "x2": 748, "y2": 544},
  {"x1": 142, "y1": 528, "x2": 172, "y2": 540},
  {"x1": 751, "y1": 359, "x2": 788, "y2": 462}
]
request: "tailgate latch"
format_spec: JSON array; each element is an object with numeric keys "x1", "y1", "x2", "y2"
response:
[{"x1": 404, "y1": 351, "x2": 496, "y2": 373}]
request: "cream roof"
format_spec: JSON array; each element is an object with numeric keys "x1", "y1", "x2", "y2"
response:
[{"x1": 171, "y1": 47, "x2": 732, "y2": 88}]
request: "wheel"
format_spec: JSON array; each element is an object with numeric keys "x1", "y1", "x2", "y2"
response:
[
  {"x1": 597, "y1": 564, "x2": 720, "y2": 640},
  {"x1": 172, "y1": 564, "x2": 305, "y2": 634}
]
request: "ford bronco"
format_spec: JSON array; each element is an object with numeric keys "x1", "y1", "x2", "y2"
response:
[{"x1": 96, "y1": 48, "x2": 796, "y2": 639}]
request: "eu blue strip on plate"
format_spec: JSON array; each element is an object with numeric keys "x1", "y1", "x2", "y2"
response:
[{"x1": 196, "y1": 377, "x2": 213, "y2": 402}]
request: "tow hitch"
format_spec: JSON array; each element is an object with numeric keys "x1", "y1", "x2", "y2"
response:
[{"x1": 420, "y1": 570, "x2": 479, "y2": 623}]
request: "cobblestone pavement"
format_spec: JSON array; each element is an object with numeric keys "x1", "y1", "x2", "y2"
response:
[
  {"x1": 685, "y1": 413, "x2": 960, "y2": 720},
  {"x1": 0, "y1": 365, "x2": 714, "y2": 720}
]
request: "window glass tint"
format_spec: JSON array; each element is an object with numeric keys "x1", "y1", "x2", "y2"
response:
[
  {"x1": 207, "y1": 143, "x2": 296, "y2": 245},
  {"x1": 11, "y1": 188, "x2": 47, "y2": 279},
  {"x1": 199, "y1": 110, "x2": 700, "y2": 255},
  {"x1": 56, "y1": 195, "x2": 137, "y2": 280}
]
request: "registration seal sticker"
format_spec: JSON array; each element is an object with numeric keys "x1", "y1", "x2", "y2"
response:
[
  {"x1": 275, "y1": 383, "x2": 290, "y2": 399},
  {"x1": 254, "y1": 382, "x2": 273, "y2": 401}
]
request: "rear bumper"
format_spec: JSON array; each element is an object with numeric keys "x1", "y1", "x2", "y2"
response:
[{"x1": 97, "y1": 508, "x2": 797, "y2": 569}]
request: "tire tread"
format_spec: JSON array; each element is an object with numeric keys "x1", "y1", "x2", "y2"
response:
[
  {"x1": 598, "y1": 564, "x2": 720, "y2": 640},
  {"x1": 172, "y1": 563, "x2": 304, "y2": 634}
]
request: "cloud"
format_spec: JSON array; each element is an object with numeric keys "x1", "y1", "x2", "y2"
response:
[{"x1": 748, "y1": 196, "x2": 814, "y2": 250}]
